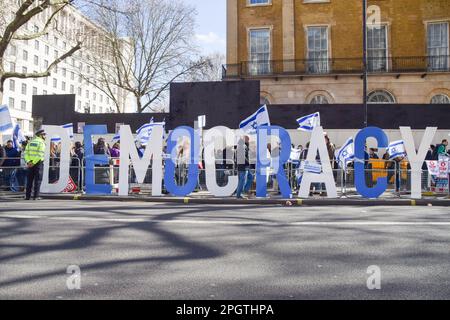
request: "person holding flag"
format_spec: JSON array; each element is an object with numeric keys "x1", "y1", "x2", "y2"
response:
[
  {"x1": 386, "y1": 140, "x2": 408, "y2": 193},
  {"x1": 24, "y1": 129, "x2": 47, "y2": 200}
]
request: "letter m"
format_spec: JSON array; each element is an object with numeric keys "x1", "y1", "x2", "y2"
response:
[{"x1": 118, "y1": 125, "x2": 163, "y2": 196}]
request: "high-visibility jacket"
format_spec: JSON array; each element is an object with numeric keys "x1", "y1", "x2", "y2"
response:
[{"x1": 24, "y1": 136, "x2": 45, "y2": 165}]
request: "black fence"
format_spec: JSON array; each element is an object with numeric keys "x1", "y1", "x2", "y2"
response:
[{"x1": 32, "y1": 81, "x2": 450, "y2": 133}]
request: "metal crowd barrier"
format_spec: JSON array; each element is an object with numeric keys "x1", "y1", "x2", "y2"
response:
[
  {"x1": 1, "y1": 156, "x2": 448, "y2": 198},
  {"x1": 0, "y1": 157, "x2": 82, "y2": 193}
]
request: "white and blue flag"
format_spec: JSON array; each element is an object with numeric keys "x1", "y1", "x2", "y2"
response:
[
  {"x1": 388, "y1": 140, "x2": 407, "y2": 159},
  {"x1": 112, "y1": 133, "x2": 120, "y2": 143},
  {"x1": 51, "y1": 123, "x2": 74, "y2": 142},
  {"x1": 12, "y1": 123, "x2": 26, "y2": 150},
  {"x1": 335, "y1": 137, "x2": 355, "y2": 167},
  {"x1": 0, "y1": 105, "x2": 13, "y2": 133},
  {"x1": 136, "y1": 118, "x2": 165, "y2": 145},
  {"x1": 239, "y1": 105, "x2": 270, "y2": 134},
  {"x1": 296, "y1": 112, "x2": 320, "y2": 132}
]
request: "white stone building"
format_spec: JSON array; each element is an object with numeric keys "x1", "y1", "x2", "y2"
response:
[{"x1": 1, "y1": 2, "x2": 135, "y2": 136}]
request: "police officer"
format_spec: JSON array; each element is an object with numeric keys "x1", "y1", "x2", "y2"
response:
[{"x1": 24, "y1": 129, "x2": 46, "y2": 200}]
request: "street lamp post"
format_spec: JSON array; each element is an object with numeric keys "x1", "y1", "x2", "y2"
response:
[{"x1": 363, "y1": 0, "x2": 368, "y2": 127}]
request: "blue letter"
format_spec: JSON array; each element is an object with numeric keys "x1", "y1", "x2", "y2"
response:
[
  {"x1": 84, "y1": 125, "x2": 112, "y2": 195},
  {"x1": 256, "y1": 126, "x2": 292, "y2": 198},
  {"x1": 164, "y1": 126, "x2": 200, "y2": 196},
  {"x1": 354, "y1": 127, "x2": 388, "y2": 198}
]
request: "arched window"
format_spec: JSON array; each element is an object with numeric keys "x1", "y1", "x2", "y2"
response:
[
  {"x1": 309, "y1": 94, "x2": 329, "y2": 104},
  {"x1": 431, "y1": 94, "x2": 450, "y2": 104},
  {"x1": 367, "y1": 90, "x2": 396, "y2": 104}
]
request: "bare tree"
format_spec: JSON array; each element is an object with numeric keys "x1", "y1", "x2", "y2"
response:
[
  {"x1": 86, "y1": 0, "x2": 208, "y2": 113},
  {"x1": 187, "y1": 52, "x2": 225, "y2": 82},
  {"x1": 0, "y1": 0, "x2": 83, "y2": 103}
]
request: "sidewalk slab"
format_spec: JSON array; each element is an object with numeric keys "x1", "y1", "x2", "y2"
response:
[{"x1": 40, "y1": 194, "x2": 450, "y2": 207}]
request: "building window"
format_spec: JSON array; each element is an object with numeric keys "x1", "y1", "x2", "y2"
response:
[
  {"x1": 33, "y1": 87, "x2": 38, "y2": 95},
  {"x1": 20, "y1": 100, "x2": 26, "y2": 111},
  {"x1": 71, "y1": 71, "x2": 74, "y2": 80},
  {"x1": 248, "y1": 0, "x2": 270, "y2": 5},
  {"x1": 8, "y1": 97, "x2": 14, "y2": 109},
  {"x1": 70, "y1": 85, "x2": 74, "y2": 94},
  {"x1": 9, "y1": 79, "x2": 15, "y2": 91},
  {"x1": 9, "y1": 62, "x2": 15, "y2": 72},
  {"x1": 367, "y1": 25, "x2": 388, "y2": 72},
  {"x1": 427, "y1": 22, "x2": 449, "y2": 71},
  {"x1": 43, "y1": 77, "x2": 48, "y2": 85},
  {"x1": 34, "y1": 40, "x2": 39, "y2": 50},
  {"x1": 310, "y1": 94, "x2": 329, "y2": 104},
  {"x1": 307, "y1": 26, "x2": 329, "y2": 73},
  {"x1": 23, "y1": 50, "x2": 28, "y2": 61},
  {"x1": 10, "y1": 45, "x2": 17, "y2": 56},
  {"x1": 248, "y1": 28, "x2": 271, "y2": 75},
  {"x1": 21, "y1": 83, "x2": 27, "y2": 95},
  {"x1": 34, "y1": 55, "x2": 39, "y2": 66},
  {"x1": 53, "y1": 78, "x2": 57, "y2": 88},
  {"x1": 62, "y1": 68, "x2": 66, "y2": 77},
  {"x1": 368, "y1": 90, "x2": 396, "y2": 104},
  {"x1": 431, "y1": 94, "x2": 450, "y2": 104},
  {"x1": 45, "y1": 45, "x2": 49, "y2": 55},
  {"x1": 78, "y1": 87, "x2": 82, "y2": 95},
  {"x1": 62, "y1": 81, "x2": 66, "y2": 91},
  {"x1": 44, "y1": 60, "x2": 49, "y2": 68},
  {"x1": 22, "y1": 66, "x2": 27, "y2": 74}
]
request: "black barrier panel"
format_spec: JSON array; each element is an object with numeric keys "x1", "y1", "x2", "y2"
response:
[{"x1": 32, "y1": 82, "x2": 450, "y2": 131}]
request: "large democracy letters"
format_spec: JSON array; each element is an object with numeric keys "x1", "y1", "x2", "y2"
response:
[
  {"x1": 41, "y1": 125, "x2": 71, "y2": 193},
  {"x1": 84, "y1": 125, "x2": 112, "y2": 195},
  {"x1": 118, "y1": 125, "x2": 164, "y2": 196},
  {"x1": 355, "y1": 127, "x2": 389, "y2": 198},
  {"x1": 298, "y1": 126, "x2": 337, "y2": 198},
  {"x1": 203, "y1": 126, "x2": 238, "y2": 197},
  {"x1": 400, "y1": 126, "x2": 437, "y2": 199},
  {"x1": 256, "y1": 126, "x2": 292, "y2": 198},
  {"x1": 164, "y1": 126, "x2": 200, "y2": 196}
]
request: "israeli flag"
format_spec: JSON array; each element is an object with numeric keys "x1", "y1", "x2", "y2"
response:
[
  {"x1": 388, "y1": 140, "x2": 407, "y2": 159},
  {"x1": 0, "y1": 105, "x2": 13, "y2": 133},
  {"x1": 136, "y1": 118, "x2": 165, "y2": 145},
  {"x1": 112, "y1": 133, "x2": 120, "y2": 143},
  {"x1": 51, "y1": 123, "x2": 74, "y2": 142},
  {"x1": 296, "y1": 112, "x2": 320, "y2": 132},
  {"x1": 335, "y1": 137, "x2": 355, "y2": 168},
  {"x1": 62, "y1": 123, "x2": 74, "y2": 139},
  {"x1": 239, "y1": 105, "x2": 270, "y2": 134},
  {"x1": 12, "y1": 123, "x2": 26, "y2": 150}
]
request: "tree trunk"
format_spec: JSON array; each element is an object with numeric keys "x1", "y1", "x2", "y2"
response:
[{"x1": 136, "y1": 94, "x2": 142, "y2": 113}]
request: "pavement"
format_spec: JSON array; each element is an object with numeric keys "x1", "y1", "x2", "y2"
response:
[{"x1": 0, "y1": 199, "x2": 449, "y2": 299}]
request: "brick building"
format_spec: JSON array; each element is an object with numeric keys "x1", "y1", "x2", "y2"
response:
[{"x1": 224, "y1": 0, "x2": 450, "y2": 106}]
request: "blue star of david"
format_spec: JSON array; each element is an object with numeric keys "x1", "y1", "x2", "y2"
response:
[{"x1": 251, "y1": 121, "x2": 258, "y2": 130}]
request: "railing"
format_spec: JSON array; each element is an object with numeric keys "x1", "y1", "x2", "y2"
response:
[
  {"x1": 222, "y1": 56, "x2": 450, "y2": 78},
  {"x1": 1, "y1": 157, "x2": 448, "y2": 198}
]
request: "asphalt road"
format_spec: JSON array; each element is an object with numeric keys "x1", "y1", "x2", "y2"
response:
[{"x1": 0, "y1": 200, "x2": 449, "y2": 300}]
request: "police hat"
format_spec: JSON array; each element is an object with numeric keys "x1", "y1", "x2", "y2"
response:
[{"x1": 35, "y1": 129, "x2": 46, "y2": 136}]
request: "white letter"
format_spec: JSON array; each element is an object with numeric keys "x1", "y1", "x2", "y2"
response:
[
  {"x1": 400, "y1": 127, "x2": 437, "y2": 199},
  {"x1": 298, "y1": 126, "x2": 337, "y2": 198},
  {"x1": 66, "y1": 265, "x2": 81, "y2": 290},
  {"x1": 118, "y1": 125, "x2": 163, "y2": 196},
  {"x1": 41, "y1": 125, "x2": 71, "y2": 193},
  {"x1": 367, "y1": 265, "x2": 381, "y2": 290},
  {"x1": 203, "y1": 126, "x2": 238, "y2": 197}
]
